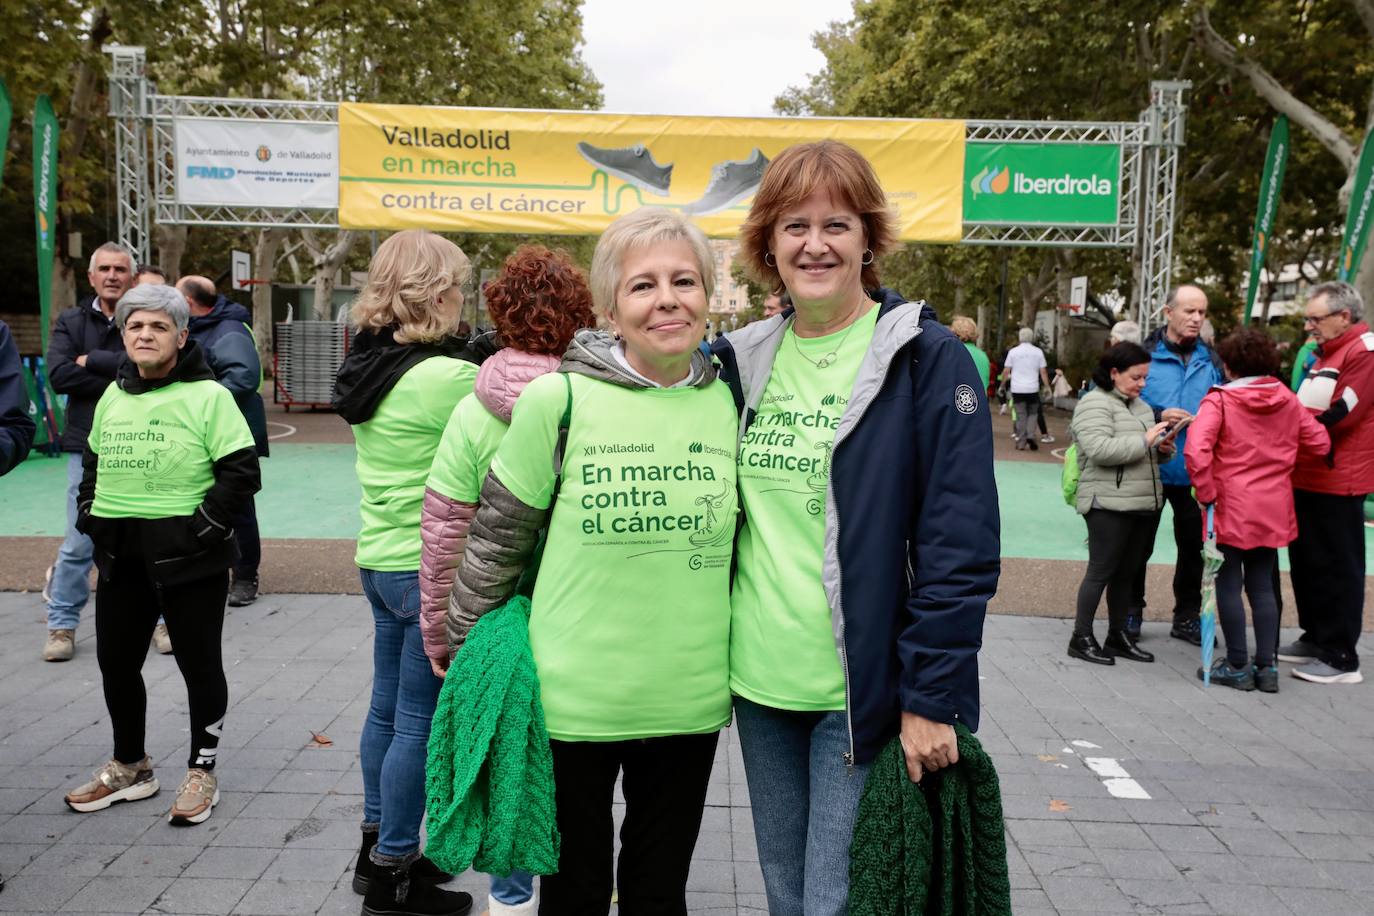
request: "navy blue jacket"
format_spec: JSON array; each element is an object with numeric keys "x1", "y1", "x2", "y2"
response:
[
  {"x1": 0, "y1": 320, "x2": 36, "y2": 475},
  {"x1": 188, "y1": 296, "x2": 269, "y2": 457},
  {"x1": 713, "y1": 290, "x2": 1000, "y2": 765},
  {"x1": 46, "y1": 298, "x2": 123, "y2": 452}
]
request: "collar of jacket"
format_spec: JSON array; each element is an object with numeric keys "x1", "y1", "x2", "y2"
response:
[
  {"x1": 188, "y1": 296, "x2": 253, "y2": 337},
  {"x1": 558, "y1": 328, "x2": 717, "y2": 390},
  {"x1": 332, "y1": 327, "x2": 486, "y2": 424},
  {"x1": 1316, "y1": 321, "x2": 1372, "y2": 358},
  {"x1": 116, "y1": 340, "x2": 216, "y2": 393}
]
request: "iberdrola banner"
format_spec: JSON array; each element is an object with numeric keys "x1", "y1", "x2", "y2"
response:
[
  {"x1": 0, "y1": 78, "x2": 12, "y2": 182},
  {"x1": 1244, "y1": 116, "x2": 1289, "y2": 324},
  {"x1": 33, "y1": 95, "x2": 59, "y2": 353},
  {"x1": 338, "y1": 104, "x2": 966, "y2": 241},
  {"x1": 1338, "y1": 134, "x2": 1374, "y2": 284}
]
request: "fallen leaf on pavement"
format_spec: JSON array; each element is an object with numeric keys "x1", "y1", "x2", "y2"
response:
[
  {"x1": 307, "y1": 731, "x2": 334, "y2": 748},
  {"x1": 1037, "y1": 754, "x2": 1059, "y2": 762},
  {"x1": 1049, "y1": 799, "x2": 1072, "y2": 812}
]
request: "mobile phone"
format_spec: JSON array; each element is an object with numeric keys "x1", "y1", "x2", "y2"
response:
[{"x1": 1157, "y1": 415, "x2": 1193, "y2": 447}]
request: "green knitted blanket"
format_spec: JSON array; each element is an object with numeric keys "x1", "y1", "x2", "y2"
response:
[
  {"x1": 849, "y1": 726, "x2": 1011, "y2": 916},
  {"x1": 424, "y1": 595, "x2": 559, "y2": 877}
]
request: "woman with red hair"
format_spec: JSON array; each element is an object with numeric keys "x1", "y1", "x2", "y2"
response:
[{"x1": 419, "y1": 244, "x2": 593, "y2": 915}]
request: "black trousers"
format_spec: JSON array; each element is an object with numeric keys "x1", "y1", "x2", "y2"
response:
[
  {"x1": 541, "y1": 732, "x2": 719, "y2": 916},
  {"x1": 96, "y1": 556, "x2": 229, "y2": 770},
  {"x1": 1134, "y1": 484, "x2": 1204, "y2": 622},
  {"x1": 1290, "y1": 489, "x2": 1366, "y2": 671},
  {"x1": 1216, "y1": 546, "x2": 1280, "y2": 668},
  {"x1": 232, "y1": 495, "x2": 260, "y2": 580},
  {"x1": 1075, "y1": 509, "x2": 1157, "y2": 636}
]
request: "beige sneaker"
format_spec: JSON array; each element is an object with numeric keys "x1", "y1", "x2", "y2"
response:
[
  {"x1": 151, "y1": 622, "x2": 173, "y2": 655},
  {"x1": 43, "y1": 629, "x2": 75, "y2": 662},
  {"x1": 64, "y1": 757, "x2": 159, "y2": 812},
  {"x1": 168, "y1": 768, "x2": 219, "y2": 825}
]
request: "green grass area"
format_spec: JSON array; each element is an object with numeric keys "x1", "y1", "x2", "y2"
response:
[{"x1": 4, "y1": 447, "x2": 1371, "y2": 568}]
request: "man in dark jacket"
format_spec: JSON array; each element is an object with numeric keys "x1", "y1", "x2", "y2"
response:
[
  {"x1": 0, "y1": 319, "x2": 36, "y2": 475},
  {"x1": 41, "y1": 241, "x2": 134, "y2": 661},
  {"x1": 178, "y1": 275, "x2": 270, "y2": 607}
]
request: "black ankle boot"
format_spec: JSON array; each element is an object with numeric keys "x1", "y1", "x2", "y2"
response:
[
  {"x1": 353, "y1": 830, "x2": 453, "y2": 895},
  {"x1": 361, "y1": 858, "x2": 472, "y2": 916},
  {"x1": 1067, "y1": 633, "x2": 1114, "y2": 665},
  {"x1": 1104, "y1": 629, "x2": 1155, "y2": 663}
]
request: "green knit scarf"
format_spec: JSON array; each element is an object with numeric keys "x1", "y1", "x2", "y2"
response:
[
  {"x1": 424, "y1": 595, "x2": 559, "y2": 877},
  {"x1": 849, "y1": 726, "x2": 1011, "y2": 916}
]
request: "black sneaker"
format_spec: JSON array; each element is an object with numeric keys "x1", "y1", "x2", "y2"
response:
[
  {"x1": 227, "y1": 576, "x2": 259, "y2": 607},
  {"x1": 682, "y1": 148, "x2": 771, "y2": 215},
  {"x1": 1170, "y1": 618, "x2": 1203, "y2": 646},
  {"x1": 1253, "y1": 663, "x2": 1279, "y2": 693},
  {"x1": 576, "y1": 142, "x2": 672, "y2": 196},
  {"x1": 1199, "y1": 658, "x2": 1255, "y2": 690}
]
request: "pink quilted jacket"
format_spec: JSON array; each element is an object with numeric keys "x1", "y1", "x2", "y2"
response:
[{"x1": 418, "y1": 349, "x2": 561, "y2": 662}]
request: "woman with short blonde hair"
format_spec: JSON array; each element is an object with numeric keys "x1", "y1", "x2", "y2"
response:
[{"x1": 332, "y1": 229, "x2": 480, "y2": 915}]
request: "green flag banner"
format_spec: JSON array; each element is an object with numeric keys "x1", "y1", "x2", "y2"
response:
[
  {"x1": 33, "y1": 95, "x2": 58, "y2": 354},
  {"x1": 1243, "y1": 117, "x2": 1289, "y2": 324},
  {"x1": 1338, "y1": 134, "x2": 1374, "y2": 284},
  {"x1": 0, "y1": 78, "x2": 12, "y2": 182}
]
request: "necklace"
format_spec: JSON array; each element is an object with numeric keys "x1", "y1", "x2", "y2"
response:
[{"x1": 791, "y1": 305, "x2": 865, "y2": 369}]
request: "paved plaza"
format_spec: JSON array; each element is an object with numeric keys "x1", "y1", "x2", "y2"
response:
[{"x1": 0, "y1": 591, "x2": 1371, "y2": 915}]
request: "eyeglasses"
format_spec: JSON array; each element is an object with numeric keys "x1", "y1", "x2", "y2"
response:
[{"x1": 1303, "y1": 310, "x2": 1345, "y2": 326}]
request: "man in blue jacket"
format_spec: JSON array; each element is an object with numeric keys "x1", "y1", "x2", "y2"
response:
[
  {"x1": 42, "y1": 242, "x2": 134, "y2": 661},
  {"x1": 1138, "y1": 284, "x2": 1222, "y2": 645},
  {"x1": 178, "y1": 276, "x2": 270, "y2": 607}
]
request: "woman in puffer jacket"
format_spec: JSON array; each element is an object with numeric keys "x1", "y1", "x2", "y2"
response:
[
  {"x1": 418, "y1": 245, "x2": 594, "y2": 915},
  {"x1": 1184, "y1": 328, "x2": 1329, "y2": 692},
  {"x1": 1068, "y1": 342, "x2": 1174, "y2": 666}
]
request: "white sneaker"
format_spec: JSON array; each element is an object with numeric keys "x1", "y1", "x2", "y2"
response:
[
  {"x1": 1040, "y1": 434, "x2": 1055, "y2": 443},
  {"x1": 152, "y1": 623, "x2": 173, "y2": 655},
  {"x1": 1291, "y1": 661, "x2": 1363, "y2": 685}
]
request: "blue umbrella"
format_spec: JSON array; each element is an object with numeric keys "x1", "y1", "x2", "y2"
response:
[{"x1": 1199, "y1": 504, "x2": 1224, "y2": 684}]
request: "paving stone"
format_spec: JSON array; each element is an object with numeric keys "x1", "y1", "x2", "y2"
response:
[
  {"x1": 229, "y1": 877, "x2": 335, "y2": 915},
  {"x1": 62, "y1": 875, "x2": 175, "y2": 912},
  {"x1": 183, "y1": 846, "x2": 282, "y2": 879},
  {"x1": 150, "y1": 877, "x2": 254, "y2": 915}
]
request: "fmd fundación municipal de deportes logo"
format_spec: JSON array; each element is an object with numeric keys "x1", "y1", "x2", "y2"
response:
[{"x1": 256, "y1": 146, "x2": 272, "y2": 162}]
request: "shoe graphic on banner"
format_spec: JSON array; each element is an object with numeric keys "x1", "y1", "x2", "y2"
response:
[
  {"x1": 682, "y1": 148, "x2": 771, "y2": 215},
  {"x1": 576, "y1": 142, "x2": 673, "y2": 197}
]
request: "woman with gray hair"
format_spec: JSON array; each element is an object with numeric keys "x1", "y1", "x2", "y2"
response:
[
  {"x1": 450, "y1": 206, "x2": 738, "y2": 914},
  {"x1": 63, "y1": 283, "x2": 260, "y2": 827}
]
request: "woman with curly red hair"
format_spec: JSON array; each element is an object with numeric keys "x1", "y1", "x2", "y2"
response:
[{"x1": 418, "y1": 244, "x2": 593, "y2": 915}]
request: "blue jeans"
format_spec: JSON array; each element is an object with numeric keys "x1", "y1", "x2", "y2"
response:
[
  {"x1": 490, "y1": 871, "x2": 535, "y2": 907},
  {"x1": 47, "y1": 453, "x2": 93, "y2": 630},
  {"x1": 359, "y1": 568, "x2": 443, "y2": 861},
  {"x1": 733, "y1": 697, "x2": 872, "y2": 916}
]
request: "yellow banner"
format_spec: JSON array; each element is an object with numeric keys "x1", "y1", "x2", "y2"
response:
[{"x1": 338, "y1": 103, "x2": 965, "y2": 241}]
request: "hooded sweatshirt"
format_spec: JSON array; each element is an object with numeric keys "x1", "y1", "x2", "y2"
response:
[
  {"x1": 418, "y1": 348, "x2": 562, "y2": 662},
  {"x1": 335, "y1": 328, "x2": 484, "y2": 571},
  {"x1": 451, "y1": 330, "x2": 738, "y2": 741},
  {"x1": 1184, "y1": 376, "x2": 1330, "y2": 549},
  {"x1": 187, "y1": 295, "x2": 269, "y2": 456}
]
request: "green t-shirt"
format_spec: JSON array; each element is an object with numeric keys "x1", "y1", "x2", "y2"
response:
[
  {"x1": 491, "y1": 371, "x2": 738, "y2": 741},
  {"x1": 353, "y1": 356, "x2": 478, "y2": 570},
  {"x1": 731, "y1": 305, "x2": 880, "y2": 711},
  {"x1": 427, "y1": 393, "x2": 509, "y2": 502},
  {"x1": 88, "y1": 379, "x2": 254, "y2": 519},
  {"x1": 964, "y1": 342, "x2": 992, "y2": 392}
]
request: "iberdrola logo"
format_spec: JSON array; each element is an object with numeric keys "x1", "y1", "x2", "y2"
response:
[
  {"x1": 970, "y1": 165, "x2": 1011, "y2": 198},
  {"x1": 688, "y1": 441, "x2": 703, "y2": 454}
]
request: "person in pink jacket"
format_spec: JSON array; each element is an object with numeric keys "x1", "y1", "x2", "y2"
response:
[
  {"x1": 1184, "y1": 328, "x2": 1329, "y2": 693},
  {"x1": 418, "y1": 245, "x2": 593, "y2": 916}
]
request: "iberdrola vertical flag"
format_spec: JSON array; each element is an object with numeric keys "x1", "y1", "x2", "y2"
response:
[
  {"x1": 0, "y1": 78, "x2": 12, "y2": 182},
  {"x1": 33, "y1": 95, "x2": 59, "y2": 353},
  {"x1": 1338, "y1": 134, "x2": 1374, "y2": 284},
  {"x1": 1243, "y1": 116, "x2": 1289, "y2": 324}
]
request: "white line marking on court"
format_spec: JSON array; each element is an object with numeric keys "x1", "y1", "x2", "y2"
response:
[
  {"x1": 267, "y1": 421, "x2": 297, "y2": 440},
  {"x1": 1070, "y1": 740, "x2": 1101, "y2": 749},
  {"x1": 1082, "y1": 756, "x2": 1151, "y2": 799}
]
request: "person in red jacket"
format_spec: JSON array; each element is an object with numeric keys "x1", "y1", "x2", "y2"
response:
[
  {"x1": 1281, "y1": 281, "x2": 1374, "y2": 684},
  {"x1": 1185, "y1": 329, "x2": 1329, "y2": 692}
]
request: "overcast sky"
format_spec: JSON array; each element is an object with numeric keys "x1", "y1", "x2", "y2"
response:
[{"x1": 579, "y1": 0, "x2": 855, "y2": 117}]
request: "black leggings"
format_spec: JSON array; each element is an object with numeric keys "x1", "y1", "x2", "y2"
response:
[
  {"x1": 1075, "y1": 509, "x2": 1156, "y2": 636},
  {"x1": 1216, "y1": 545, "x2": 1279, "y2": 668},
  {"x1": 96, "y1": 556, "x2": 229, "y2": 770},
  {"x1": 541, "y1": 732, "x2": 719, "y2": 916}
]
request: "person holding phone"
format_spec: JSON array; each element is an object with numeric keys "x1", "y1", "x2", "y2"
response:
[{"x1": 1067, "y1": 342, "x2": 1173, "y2": 665}]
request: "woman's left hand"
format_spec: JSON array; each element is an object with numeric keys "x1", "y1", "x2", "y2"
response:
[{"x1": 898, "y1": 711, "x2": 958, "y2": 783}]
